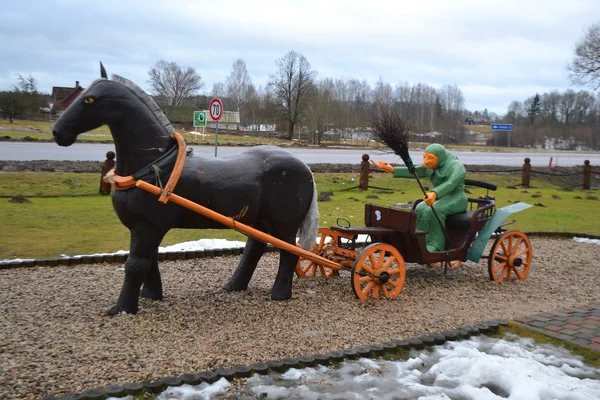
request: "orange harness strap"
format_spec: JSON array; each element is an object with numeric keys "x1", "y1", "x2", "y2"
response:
[
  {"x1": 158, "y1": 132, "x2": 186, "y2": 204},
  {"x1": 103, "y1": 132, "x2": 186, "y2": 201}
]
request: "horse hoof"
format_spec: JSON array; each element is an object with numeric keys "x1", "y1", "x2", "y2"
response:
[
  {"x1": 223, "y1": 282, "x2": 248, "y2": 292},
  {"x1": 270, "y1": 291, "x2": 292, "y2": 301},
  {"x1": 140, "y1": 288, "x2": 163, "y2": 301},
  {"x1": 105, "y1": 304, "x2": 122, "y2": 316},
  {"x1": 105, "y1": 304, "x2": 138, "y2": 316}
]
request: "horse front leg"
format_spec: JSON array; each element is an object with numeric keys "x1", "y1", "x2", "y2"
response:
[
  {"x1": 107, "y1": 222, "x2": 164, "y2": 316},
  {"x1": 223, "y1": 237, "x2": 267, "y2": 292},
  {"x1": 140, "y1": 247, "x2": 163, "y2": 301}
]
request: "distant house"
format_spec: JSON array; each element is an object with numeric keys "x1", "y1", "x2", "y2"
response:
[
  {"x1": 464, "y1": 112, "x2": 490, "y2": 126},
  {"x1": 51, "y1": 81, "x2": 84, "y2": 111}
]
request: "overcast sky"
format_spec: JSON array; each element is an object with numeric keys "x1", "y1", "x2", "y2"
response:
[{"x1": 1, "y1": 0, "x2": 599, "y2": 115}]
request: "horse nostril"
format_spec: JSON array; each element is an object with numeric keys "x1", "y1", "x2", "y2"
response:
[{"x1": 52, "y1": 130, "x2": 57, "y2": 137}]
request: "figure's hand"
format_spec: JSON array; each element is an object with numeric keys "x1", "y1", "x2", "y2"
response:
[
  {"x1": 423, "y1": 191, "x2": 437, "y2": 206},
  {"x1": 404, "y1": 157, "x2": 416, "y2": 174},
  {"x1": 370, "y1": 159, "x2": 394, "y2": 173}
]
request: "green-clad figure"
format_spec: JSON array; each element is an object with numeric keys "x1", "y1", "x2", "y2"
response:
[{"x1": 372, "y1": 143, "x2": 467, "y2": 253}]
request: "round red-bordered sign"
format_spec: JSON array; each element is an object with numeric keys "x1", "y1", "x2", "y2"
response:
[{"x1": 209, "y1": 98, "x2": 223, "y2": 122}]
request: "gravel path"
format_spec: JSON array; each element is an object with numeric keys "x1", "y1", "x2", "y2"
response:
[{"x1": 1, "y1": 237, "x2": 599, "y2": 399}]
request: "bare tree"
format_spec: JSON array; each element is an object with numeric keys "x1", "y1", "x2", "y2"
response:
[
  {"x1": 269, "y1": 51, "x2": 315, "y2": 139},
  {"x1": 211, "y1": 82, "x2": 226, "y2": 98},
  {"x1": 226, "y1": 59, "x2": 252, "y2": 113},
  {"x1": 147, "y1": 60, "x2": 204, "y2": 106},
  {"x1": 568, "y1": 23, "x2": 600, "y2": 90},
  {"x1": 306, "y1": 78, "x2": 334, "y2": 144}
]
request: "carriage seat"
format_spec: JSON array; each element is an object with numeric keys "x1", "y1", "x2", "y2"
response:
[{"x1": 446, "y1": 211, "x2": 473, "y2": 229}]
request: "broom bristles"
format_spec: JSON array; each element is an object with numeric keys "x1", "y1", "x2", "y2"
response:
[{"x1": 370, "y1": 109, "x2": 412, "y2": 162}]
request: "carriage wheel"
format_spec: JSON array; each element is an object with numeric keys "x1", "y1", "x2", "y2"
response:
[
  {"x1": 351, "y1": 243, "x2": 406, "y2": 301},
  {"x1": 488, "y1": 231, "x2": 532, "y2": 282},
  {"x1": 296, "y1": 228, "x2": 339, "y2": 278},
  {"x1": 428, "y1": 260, "x2": 463, "y2": 269}
]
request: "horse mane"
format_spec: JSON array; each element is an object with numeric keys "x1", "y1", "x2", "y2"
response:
[{"x1": 110, "y1": 74, "x2": 175, "y2": 135}]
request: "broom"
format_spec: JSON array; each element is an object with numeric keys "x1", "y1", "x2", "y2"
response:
[{"x1": 370, "y1": 109, "x2": 449, "y2": 246}]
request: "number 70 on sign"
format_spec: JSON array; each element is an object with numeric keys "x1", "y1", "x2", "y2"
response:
[{"x1": 210, "y1": 98, "x2": 223, "y2": 122}]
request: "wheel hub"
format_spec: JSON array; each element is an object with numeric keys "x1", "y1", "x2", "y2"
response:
[
  {"x1": 508, "y1": 254, "x2": 522, "y2": 268},
  {"x1": 378, "y1": 271, "x2": 390, "y2": 284}
]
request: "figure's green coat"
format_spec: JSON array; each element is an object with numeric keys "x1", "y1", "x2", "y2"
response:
[{"x1": 392, "y1": 144, "x2": 467, "y2": 252}]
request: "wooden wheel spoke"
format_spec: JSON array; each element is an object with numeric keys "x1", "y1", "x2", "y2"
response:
[
  {"x1": 358, "y1": 275, "x2": 371, "y2": 283},
  {"x1": 514, "y1": 248, "x2": 529, "y2": 258},
  {"x1": 368, "y1": 254, "x2": 377, "y2": 269},
  {"x1": 382, "y1": 256, "x2": 395, "y2": 270},
  {"x1": 500, "y1": 241, "x2": 509, "y2": 256},
  {"x1": 513, "y1": 237, "x2": 523, "y2": 250},
  {"x1": 492, "y1": 261, "x2": 506, "y2": 274},
  {"x1": 512, "y1": 266, "x2": 523, "y2": 281},
  {"x1": 361, "y1": 281, "x2": 375, "y2": 295},
  {"x1": 372, "y1": 284, "x2": 380, "y2": 299},
  {"x1": 382, "y1": 285, "x2": 390, "y2": 298},
  {"x1": 388, "y1": 279, "x2": 398, "y2": 288},
  {"x1": 318, "y1": 266, "x2": 326, "y2": 276},
  {"x1": 300, "y1": 261, "x2": 311, "y2": 274},
  {"x1": 495, "y1": 254, "x2": 508, "y2": 262},
  {"x1": 387, "y1": 267, "x2": 400, "y2": 275},
  {"x1": 375, "y1": 252, "x2": 386, "y2": 268},
  {"x1": 498, "y1": 266, "x2": 508, "y2": 281},
  {"x1": 361, "y1": 264, "x2": 375, "y2": 274}
]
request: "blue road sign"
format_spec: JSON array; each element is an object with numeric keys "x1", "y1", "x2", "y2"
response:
[{"x1": 491, "y1": 124, "x2": 513, "y2": 131}]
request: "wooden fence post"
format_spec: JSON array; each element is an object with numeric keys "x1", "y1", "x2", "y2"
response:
[
  {"x1": 359, "y1": 154, "x2": 370, "y2": 190},
  {"x1": 583, "y1": 160, "x2": 591, "y2": 190},
  {"x1": 521, "y1": 157, "x2": 531, "y2": 187},
  {"x1": 99, "y1": 151, "x2": 116, "y2": 195}
]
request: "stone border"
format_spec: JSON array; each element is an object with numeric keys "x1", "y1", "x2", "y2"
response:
[
  {"x1": 2, "y1": 231, "x2": 599, "y2": 271},
  {"x1": 41, "y1": 320, "x2": 508, "y2": 399},
  {"x1": 0, "y1": 246, "x2": 282, "y2": 270}
]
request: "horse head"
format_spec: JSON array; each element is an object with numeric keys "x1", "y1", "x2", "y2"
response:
[
  {"x1": 53, "y1": 63, "x2": 123, "y2": 146},
  {"x1": 53, "y1": 63, "x2": 174, "y2": 151}
]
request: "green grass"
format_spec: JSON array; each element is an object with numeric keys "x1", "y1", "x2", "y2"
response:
[
  {"x1": 2, "y1": 119, "x2": 543, "y2": 150},
  {"x1": 500, "y1": 324, "x2": 600, "y2": 368},
  {"x1": 1, "y1": 171, "x2": 598, "y2": 259},
  {"x1": 0, "y1": 172, "x2": 99, "y2": 196}
]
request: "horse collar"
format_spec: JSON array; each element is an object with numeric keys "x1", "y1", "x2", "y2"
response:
[{"x1": 103, "y1": 132, "x2": 187, "y2": 203}]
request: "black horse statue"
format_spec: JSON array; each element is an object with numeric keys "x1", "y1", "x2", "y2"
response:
[{"x1": 53, "y1": 64, "x2": 318, "y2": 315}]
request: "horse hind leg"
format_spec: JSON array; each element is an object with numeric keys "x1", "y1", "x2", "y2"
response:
[
  {"x1": 223, "y1": 236, "x2": 267, "y2": 292},
  {"x1": 271, "y1": 243, "x2": 299, "y2": 301}
]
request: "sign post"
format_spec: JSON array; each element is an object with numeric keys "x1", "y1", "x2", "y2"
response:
[
  {"x1": 193, "y1": 111, "x2": 207, "y2": 143},
  {"x1": 209, "y1": 98, "x2": 223, "y2": 157},
  {"x1": 491, "y1": 124, "x2": 513, "y2": 147},
  {"x1": 48, "y1": 102, "x2": 54, "y2": 130}
]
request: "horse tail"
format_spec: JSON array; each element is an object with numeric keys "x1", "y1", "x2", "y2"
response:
[{"x1": 298, "y1": 177, "x2": 319, "y2": 251}]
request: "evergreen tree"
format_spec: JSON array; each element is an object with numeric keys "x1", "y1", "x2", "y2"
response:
[{"x1": 527, "y1": 94, "x2": 541, "y2": 125}]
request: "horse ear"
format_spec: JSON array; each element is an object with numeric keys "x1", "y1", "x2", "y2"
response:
[{"x1": 100, "y1": 62, "x2": 107, "y2": 79}]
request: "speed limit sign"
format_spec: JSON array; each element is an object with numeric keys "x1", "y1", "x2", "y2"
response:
[{"x1": 209, "y1": 98, "x2": 223, "y2": 122}]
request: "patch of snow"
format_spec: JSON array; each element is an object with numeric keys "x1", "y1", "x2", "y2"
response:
[
  {"x1": 573, "y1": 237, "x2": 600, "y2": 245},
  {"x1": 155, "y1": 334, "x2": 600, "y2": 399}
]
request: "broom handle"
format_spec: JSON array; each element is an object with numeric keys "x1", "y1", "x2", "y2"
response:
[{"x1": 412, "y1": 171, "x2": 451, "y2": 246}]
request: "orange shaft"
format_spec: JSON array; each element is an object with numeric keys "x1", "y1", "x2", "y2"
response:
[{"x1": 136, "y1": 180, "x2": 341, "y2": 270}]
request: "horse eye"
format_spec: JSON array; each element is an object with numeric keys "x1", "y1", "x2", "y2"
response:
[{"x1": 83, "y1": 97, "x2": 95, "y2": 104}]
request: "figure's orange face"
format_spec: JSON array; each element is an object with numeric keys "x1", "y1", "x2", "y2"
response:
[{"x1": 422, "y1": 152, "x2": 439, "y2": 169}]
